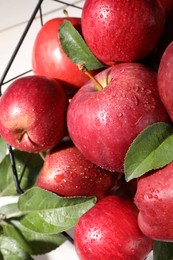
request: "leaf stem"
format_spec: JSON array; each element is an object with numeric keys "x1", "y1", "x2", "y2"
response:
[{"x1": 78, "y1": 63, "x2": 103, "y2": 91}]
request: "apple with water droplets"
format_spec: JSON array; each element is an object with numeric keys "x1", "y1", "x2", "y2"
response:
[
  {"x1": 74, "y1": 195, "x2": 153, "y2": 260},
  {"x1": 81, "y1": 0, "x2": 165, "y2": 65},
  {"x1": 134, "y1": 162, "x2": 173, "y2": 242},
  {"x1": 0, "y1": 75, "x2": 68, "y2": 153},
  {"x1": 36, "y1": 139, "x2": 119, "y2": 199},
  {"x1": 67, "y1": 63, "x2": 170, "y2": 173}
]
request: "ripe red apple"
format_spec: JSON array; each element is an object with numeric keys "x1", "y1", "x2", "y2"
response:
[
  {"x1": 67, "y1": 63, "x2": 170, "y2": 173},
  {"x1": 158, "y1": 41, "x2": 173, "y2": 119},
  {"x1": 36, "y1": 139, "x2": 119, "y2": 199},
  {"x1": 134, "y1": 162, "x2": 173, "y2": 242},
  {"x1": 81, "y1": 0, "x2": 165, "y2": 65},
  {"x1": 0, "y1": 75, "x2": 68, "y2": 153},
  {"x1": 32, "y1": 17, "x2": 98, "y2": 97},
  {"x1": 74, "y1": 195, "x2": 153, "y2": 260}
]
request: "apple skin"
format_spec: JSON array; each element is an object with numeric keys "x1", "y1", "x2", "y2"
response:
[
  {"x1": 67, "y1": 63, "x2": 170, "y2": 173},
  {"x1": 36, "y1": 140, "x2": 119, "y2": 199},
  {"x1": 134, "y1": 162, "x2": 173, "y2": 242},
  {"x1": 32, "y1": 17, "x2": 98, "y2": 97},
  {"x1": 81, "y1": 0, "x2": 165, "y2": 65},
  {"x1": 158, "y1": 41, "x2": 173, "y2": 119},
  {"x1": 0, "y1": 75, "x2": 68, "y2": 153},
  {"x1": 74, "y1": 195, "x2": 153, "y2": 260}
]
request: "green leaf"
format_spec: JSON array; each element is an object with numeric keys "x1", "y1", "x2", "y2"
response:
[
  {"x1": 124, "y1": 122, "x2": 173, "y2": 182},
  {"x1": 0, "y1": 138, "x2": 7, "y2": 164},
  {"x1": 153, "y1": 240, "x2": 173, "y2": 260},
  {"x1": 18, "y1": 187, "x2": 96, "y2": 234},
  {"x1": 0, "y1": 151, "x2": 43, "y2": 196},
  {"x1": 0, "y1": 236, "x2": 33, "y2": 260},
  {"x1": 58, "y1": 20, "x2": 105, "y2": 70},
  {"x1": 1, "y1": 220, "x2": 65, "y2": 255}
]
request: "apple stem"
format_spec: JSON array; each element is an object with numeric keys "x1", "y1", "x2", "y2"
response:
[
  {"x1": 78, "y1": 63, "x2": 103, "y2": 91},
  {"x1": 16, "y1": 130, "x2": 27, "y2": 144},
  {"x1": 39, "y1": 152, "x2": 45, "y2": 161},
  {"x1": 63, "y1": 9, "x2": 69, "y2": 17}
]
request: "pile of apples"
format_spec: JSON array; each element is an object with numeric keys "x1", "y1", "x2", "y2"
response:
[{"x1": 0, "y1": 0, "x2": 173, "y2": 259}]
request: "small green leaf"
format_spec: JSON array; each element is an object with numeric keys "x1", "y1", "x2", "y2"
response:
[
  {"x1": 58, "y1": 20, "x2": 105, "y2": 70},
  {"x1": 0, "y1": 138, "x2": 7, "y2": 164},
  {"x1": 153, "y1": 240, "x2": 173, "y2": 260},
  {"x1": 18, "y1": 187, "x2": 96, "y2": 234},
  {"x1": 0, "y1": 236, "x2": 33, "y2": 260},
  {"x1": 1, "y1": 220, "x2": 65, "y2": 255},
  {"x1": 124, "y1": 122, "x2": 173, "y2": 182},
  {"x1": 0, "y1": 151, "x2": 43, "y2": 196}
]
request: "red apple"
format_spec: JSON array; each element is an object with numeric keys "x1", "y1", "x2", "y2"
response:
[
  {"x1": 134, "y1": 162, "x2": 173, "y2": 242},
  {"x1": 67, "y1": 63, "x2": 170, "y2": 173},
  {"x1": 36, "y1": 139, "x2": 119, "y2": 199},
  {"x1": 81, "y1": 0, "x2": 165, "y2": 65},
  {"x1": 0, "y1": 75, "x2": 68, "y2": 153},
  {"x1": 32, "y1": 17, "x2": 98, "y2": 97},
  {"x1": 158, "y1": 41, "x2": 173, "y2": 119},
  {"x1": 74, "y1": 195, "x2": 153, "y2": 260}
]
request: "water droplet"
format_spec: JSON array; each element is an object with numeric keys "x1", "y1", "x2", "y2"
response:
[
  {"x1": 145, "y1": 89, "x2": 152, "y2": 95},
  {"x1": 54, "y1": 174, "x2": 64, "y2": 182},
  {"x1": 134, "y1": 86, "x2": 139, "y2": 92},
  {"x1": 144, "y1": 193, "x2": 153, "y2": 200},
  {"x1": 133, "y1": 95, "x2": 139, "y2": 106},
  {"x1": 117, "y1": 112, "x2": 123, "y2": 118},
  {"x1": 153, "y1": 194, "x2": 158, "y2": 200}
]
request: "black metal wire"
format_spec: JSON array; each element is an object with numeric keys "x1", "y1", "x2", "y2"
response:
[
  {"x1": 62, "y1": 231, "x2": 74, "y2": 244},
  {"x1": 7, "y1": 145, "x2": 24, "y2": 195},
  {"x1": 0, "y1": 0, "x2": 44, "y2": 92},
  {"x1": 1, "y1": 70, "x2": 32, "y2": 86}
]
